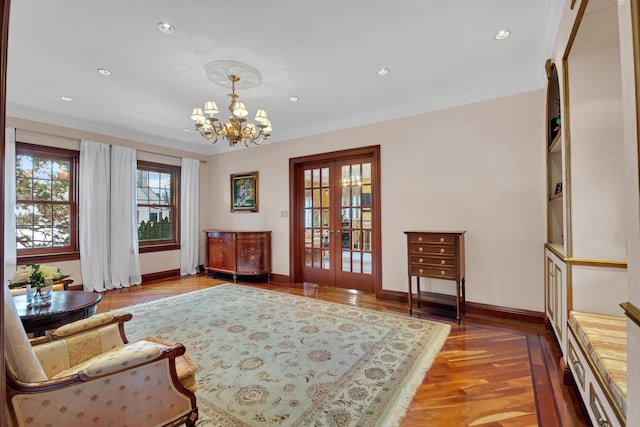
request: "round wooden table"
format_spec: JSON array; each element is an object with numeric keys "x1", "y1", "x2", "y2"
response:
[{"x1": 13, "y1": 291, "x2": 102, "y2": 336}]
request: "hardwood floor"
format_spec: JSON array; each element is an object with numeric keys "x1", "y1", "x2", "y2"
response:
[{"x1": 94, "y1": 274, "x2": 590, "y2": 426}]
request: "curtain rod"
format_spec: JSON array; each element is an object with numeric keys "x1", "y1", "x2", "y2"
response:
[{"x1": 137, "y1": 149, "x2": 207, "y2": 164}]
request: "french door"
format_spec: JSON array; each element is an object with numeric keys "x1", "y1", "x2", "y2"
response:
[{"x1": 290, "y1": 146, "x2": 380, "y2": 294}]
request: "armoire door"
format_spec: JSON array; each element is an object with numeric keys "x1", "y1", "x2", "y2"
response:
[{"x1": 291, "y1": 146, "x2": 380, "y2": 294}]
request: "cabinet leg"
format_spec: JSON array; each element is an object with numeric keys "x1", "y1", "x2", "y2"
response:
[
  {"x1": 233, "y1": 275, "x2": 237, "y2": 283},
  {"x1": 461, "y1": 277, "x2": 466, "y2": 315},
  {"x1": 455, "y1": 280, "x2": 461, "y2": 325},
  {"x1": 407, "y1": 276, "x2": 413, "y2": 316}
]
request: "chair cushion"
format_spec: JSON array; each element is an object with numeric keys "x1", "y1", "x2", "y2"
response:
[
  {"x1": 3, "y1": 285, "x2": 48, "y2": 382},
  {"x1": 143, "y1": 336, "x2": 198, "y2": 392},
  {"x1": 569, "y1": 311, "x2": 627, "y2": 416}
]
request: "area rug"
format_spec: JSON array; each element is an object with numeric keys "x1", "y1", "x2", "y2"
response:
[{"x1": 111, "y1": 284, "x2": 450, "y2": 426}]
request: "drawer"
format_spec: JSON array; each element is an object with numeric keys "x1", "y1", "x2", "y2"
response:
[
  {"x1": 589, "y1": 383, "x2": 616, "y2": 427},
  {"x1": 408, "y1": 233, "x2": 456, "y2": 245},
  {"x1": 410, "y1": 265, "x2": 455, "y2": 279},
  {"x1": 410, "y1": 255, "x2": 455, "y2": 268},
  {"x1": 567, "y1": 339, "x2": 586, "y2": 391},
  {"x1": 410, "y1": 245, "x2": 456, "y2": 257}
]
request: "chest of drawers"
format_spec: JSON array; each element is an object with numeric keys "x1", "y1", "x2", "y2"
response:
[{"x1": 404, "y1": 231, "x2": 466, "y2": 323}]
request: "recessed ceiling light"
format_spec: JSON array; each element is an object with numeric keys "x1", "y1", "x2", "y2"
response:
[
  {"x1": 60, "y1": 96, "x2": 73, "y2": 102},
  {"x1": 289, "y1": 96, "x2": 299, "y2": 102},
  {"x1": 377, "y1": 68, "x2": 390, "y2": 76},
  {"x1": 158, "y1": 22, "x2": 175, "y2": 34},
  {"x1": 183, "y1": 128, "x2": 191, "y2": 132},
  {"x1": 97, "y1": 68, "x2": 112, "y2": 76},
  {"x1": 495, "y1": 30, "x2": 511, "y2": 40}
]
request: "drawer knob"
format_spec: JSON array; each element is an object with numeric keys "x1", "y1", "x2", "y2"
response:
[
  {"x1": 419, "y1": 247, "x2": 423, "y2": 252},
  {"x1": 418, "y1": 236, "x2": 423, "y2": 242},
  {"x1": 440, "y1": 237, "x2": 445, "y2": 243},
  {"x1": 441, "y1": 270, "x2": 445, "y2": 275},
  {"x1": 440, "y1": 248, "x2": 445, "y2": 254},
  {"x1": 419, "y1": 258, "x2": 423, "y2": 264},
  {"x1": 441, "y1": 260, "x2": 445, "y2": 265},
  {"x1": 419, "y1": 269, "x2": 424, "y2": 274}
]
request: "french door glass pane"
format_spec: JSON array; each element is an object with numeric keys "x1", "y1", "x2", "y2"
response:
[
  {"x1": 352, "y1": 252, "x2": 361, "y2": 273},
  {"x1": 304, "y1": 248, "x2": 313, "y2": 267},
  {"x1": 362, "y1": 208, "x2": 372, "y2": 229},
  {"x1": 322, "y1": 188, "x2": 330, "y2": 207},
  {"x1": 362, "y1": 163, "x2": 371, "y2": 184},
  {"x1": 313, "y1": 249, "x2": 321, "y2": 268},
  {"x1": 321, "y1": 167, "x2": 329, "y2": 186},
  {"x1": 304, "y1": 170, "x2": 312, "y2": 188},
  {"x1": 342, "y1": 251, "x2": 350, "y2": 271},
  {"x1": 352, "y1": 185, "x2": 361, "y2": 206},
  {"x1": 322, "y1": 209, "x2": 330, "y2": 227},
  {"x1": 363, "y1": 230, "x2": 372, "y2": 251},
  {"x1": 341, "y1": 187, "x2": 350, "y2": 207},
  {"x1": 363, "y1": 253, "x2": 372, "y2": 274},
  {"x1": 352, "y1": 208, "x2": 361, "y2": 228},
  {"x1": 362, "y1": 185, "x2": 371, "y2": 206},
  {"x1": 304, "y1": 190, "x2": 312, "y2": 207},
  {"x1": 322, "y1": 250, "x2": 330, "y2": 269},
  {"x1": 304, "y1": 209, "x2": 312, "y2": 228}
]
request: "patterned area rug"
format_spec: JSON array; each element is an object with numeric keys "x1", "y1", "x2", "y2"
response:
[{"x1": 112, "y1": 284, "x2": 450, "y2": 426}]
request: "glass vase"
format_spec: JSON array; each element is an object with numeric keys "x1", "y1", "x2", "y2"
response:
[{"x1": 32, "y1": 283, "x2": 53, "y2": 307}]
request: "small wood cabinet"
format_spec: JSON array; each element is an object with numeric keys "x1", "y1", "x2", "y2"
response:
[
  {"x1": 204, "y1": 230, "x2": 272, "y2": 283},
  {"x1": 404, "y1": 231, "x2": 466, "y2": 324}
]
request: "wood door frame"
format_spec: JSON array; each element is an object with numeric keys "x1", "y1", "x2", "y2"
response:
[
  {"x1": 288, "y1": 145, "x2": 382, "y2": 295},
  {"x1": 1, "y1": 0, "x2": 10, "y2": 411}
]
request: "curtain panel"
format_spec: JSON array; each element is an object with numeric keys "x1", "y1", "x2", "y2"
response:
[
  {"x1": 80, "y1": 141, "x2": 141, "y2": 291},
  {"x1": 4, "y1": 127, "x2": 16, "y2": 281},
  {"x1": 110, "y1": 146, "x2": 142, "y2": 286},
  {"x1": 180, "y1": 158, "x2": 200, "y2": 275}
]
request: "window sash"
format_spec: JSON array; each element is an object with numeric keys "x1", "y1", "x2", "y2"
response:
[
  {"x1": 137, "y1": 161, "x2": 180, "y2": 250},
  {"x1": 15, "y1": 142, "x2": 80, "y2": 262}
]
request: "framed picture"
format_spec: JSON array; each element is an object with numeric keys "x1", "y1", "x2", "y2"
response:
[{"x1": 230, "y1": 171, "x2": 259, "y2": 212}]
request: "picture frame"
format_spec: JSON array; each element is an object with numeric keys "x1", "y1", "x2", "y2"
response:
[{"x1": 230, "y1": 171, "x2": 259, "y2": 212}]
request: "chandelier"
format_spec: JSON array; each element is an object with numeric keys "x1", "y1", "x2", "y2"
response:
[{"x1": 190, "y1": 74, "x2": 272, "y2": 147}]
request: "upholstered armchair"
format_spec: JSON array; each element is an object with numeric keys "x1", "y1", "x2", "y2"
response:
[{"x1": 4, "y1": 285, "x2": 198, "y2": 426}]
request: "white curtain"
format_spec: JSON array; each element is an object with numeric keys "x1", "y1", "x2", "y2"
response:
[
  {"x1": 180, "y1": 158, "x2": 200, "y2": 275},
  {"x1": 110, "y1": 146, "x2": 142, "y2": 286},
  {"x1": 80, "y1": 140, "x2": 111, "y2": 292},
  {"x1": 4, "y1": 127, "x2": 17, "y2": 282}
]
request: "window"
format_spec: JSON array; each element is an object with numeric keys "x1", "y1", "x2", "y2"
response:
[
  {"x1": 15, "y1": 143, "x2": 79, "y2": 262},
  {"x1": 136, "y1": 161, "x2": 180, "y2": 252}
]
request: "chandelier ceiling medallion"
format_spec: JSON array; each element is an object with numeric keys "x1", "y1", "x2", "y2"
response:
[{"x1": 190, "y1": 61, "x2": 272, "y2": 147}]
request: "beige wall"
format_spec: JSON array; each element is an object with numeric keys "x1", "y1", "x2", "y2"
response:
[
  {"x1": 8, "y1": 89, "x2": 546, "y2": 311},
  {"x1": 204, "y1": 89, "x2": 547, "y2": 311}
]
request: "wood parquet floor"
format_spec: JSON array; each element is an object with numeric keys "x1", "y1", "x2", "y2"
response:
[{"x1": 93, "y1": 274, "x2": 590, "y2": 427}]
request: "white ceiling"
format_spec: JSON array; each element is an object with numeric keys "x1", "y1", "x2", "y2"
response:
[{"x1": 6, "y1": 0, "x2": 565, "y2": 155}]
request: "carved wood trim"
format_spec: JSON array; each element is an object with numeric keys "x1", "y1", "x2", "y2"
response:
[{"x1": 620, "y1": 301, "x2": 640, "y2": 328}]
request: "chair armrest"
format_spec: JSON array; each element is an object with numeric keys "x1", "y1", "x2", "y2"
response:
[
  {"x1": 52, "y1": 339, "x2": 185, "y2": 380},
  {"x1": 52, "y1": 312, "x2": 132, "y2": 338}
]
